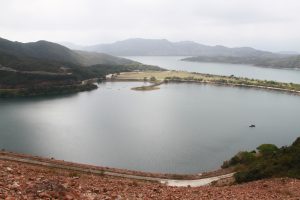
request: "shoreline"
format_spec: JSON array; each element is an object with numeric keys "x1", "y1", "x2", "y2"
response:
[
  {"x1": 113, "y1": 78, "x2": 300, "y2": 95},
  {"x1": 113, "y1": 71, "x2": 300, "y2": 95},
  {"x1": 0, "y1": 151, "x2": 233, "y2": 183},
  {"x1": 2, "y1": 70, "x2": 300, "y2": 98},
  {"x1": 2, "y1": 156, "x2": 299, "y2": 199},
  {"x1": 171, "y1": 80, "x2": 300, "y2": 95},
  {"x1": 0, "y1": 79, "x2": 99, "y2": 98}
]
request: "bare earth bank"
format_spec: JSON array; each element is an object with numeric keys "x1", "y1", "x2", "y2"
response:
[{"x1": 0, "y1": 152, "x2": 299, "y2": 199}]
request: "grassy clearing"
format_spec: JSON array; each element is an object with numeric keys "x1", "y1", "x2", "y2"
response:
[{"x1": 117, "y1": 71, "x2": 197, "y2": 81}]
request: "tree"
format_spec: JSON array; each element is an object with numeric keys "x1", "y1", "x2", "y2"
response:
[
  {"x1": 257, "y1": 144, "x2": 278, "y2": 156},
  {"x1": 150, "y1": 76, "x2": 157, "y2": 82}
]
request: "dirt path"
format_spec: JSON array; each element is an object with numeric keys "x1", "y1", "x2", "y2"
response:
[
  {"x1": 160, "y1": 173, "x2": 235, "y2": 187},
  {"x1": 0, "y1": 154, "x2": 233, "y2": 187}
]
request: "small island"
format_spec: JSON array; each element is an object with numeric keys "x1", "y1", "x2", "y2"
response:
[
  {"x1": 131, "y1": 85, "x2": 160, "y2": 91},
  {"x1": 131, "y1": 77, "x2": 163, "y2": 91}
]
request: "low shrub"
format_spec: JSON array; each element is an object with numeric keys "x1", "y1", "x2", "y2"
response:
[{"x1": 223, "y1": 137, "x2": 300, "y2": 183}]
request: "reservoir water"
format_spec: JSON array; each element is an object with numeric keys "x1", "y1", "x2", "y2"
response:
[
  {"x1": 124, "y1": 56, "x2": 300, "y2": 84},
  {"x1": 0, "y1": 82, "x2": 299, "y2": 174}
]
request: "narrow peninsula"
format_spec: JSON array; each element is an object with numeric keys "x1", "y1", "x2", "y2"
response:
[{"x1": 113, "y1": 71, "x2": 300, "y2": 94}]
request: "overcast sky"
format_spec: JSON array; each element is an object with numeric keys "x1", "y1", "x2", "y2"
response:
[{"x1": 1, "y1": 0, "x2": 300, "y2": 51}]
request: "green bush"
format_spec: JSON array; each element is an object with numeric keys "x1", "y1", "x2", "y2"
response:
[
  {"x1": 226, "y1": 137, "x2": 300, "y2": 183},
  {"x1": 222, "y1": 151, "x2": 255, "y2": 168},
  {"x1": 150, "y1": 76, "x2": 157, "y2": 82},
  {"x1": 257, "y1": 144, "x2": 278, "y2": 156}
]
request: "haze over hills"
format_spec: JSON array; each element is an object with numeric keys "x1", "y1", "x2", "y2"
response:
[
  {"x1": 277, "y1": 51, "x2": 299, "y2": 55},
  {"x1": 62, "y1": 38, "x2": 300, "y2": 69},
  {"x1": 63, "y1": 38, "x2": 280, "y2": 57}
]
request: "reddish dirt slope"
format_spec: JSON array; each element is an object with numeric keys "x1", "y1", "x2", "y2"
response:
[{"x1": 1, "y1": 159, "x2": 300, "y2": 199}]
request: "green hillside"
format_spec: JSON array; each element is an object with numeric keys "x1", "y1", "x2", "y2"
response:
[{"x1": 0, "y1": 37, "x2": 163, "y2": 97}]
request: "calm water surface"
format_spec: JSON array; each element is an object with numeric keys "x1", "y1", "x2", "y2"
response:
[
  {"x1": 124, "y1": 56, "x2": 300, "y2": 84},
  {"x1": 0, "y1": 82, "x2": 299, "y2": 174}
]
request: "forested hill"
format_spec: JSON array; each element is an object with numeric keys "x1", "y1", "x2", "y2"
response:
[
  {"x1": 0, "y1": 37, "x2": 143, "y2": 72},
  {"x1": 0, "y1": 37, "x2": 163, "y2": 95}
]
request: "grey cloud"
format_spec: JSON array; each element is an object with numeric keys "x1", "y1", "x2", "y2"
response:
[{"x1": 0, "y1": 0, "x2": 300, "y2": 51}]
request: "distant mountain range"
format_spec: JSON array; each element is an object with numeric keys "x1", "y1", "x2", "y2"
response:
[
  {"x1": 62, "y1": 38, "x2": 300, "y2": 69},
  {"x1": 62, "y1": 38, "x2": 279, "y2": 57}
]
